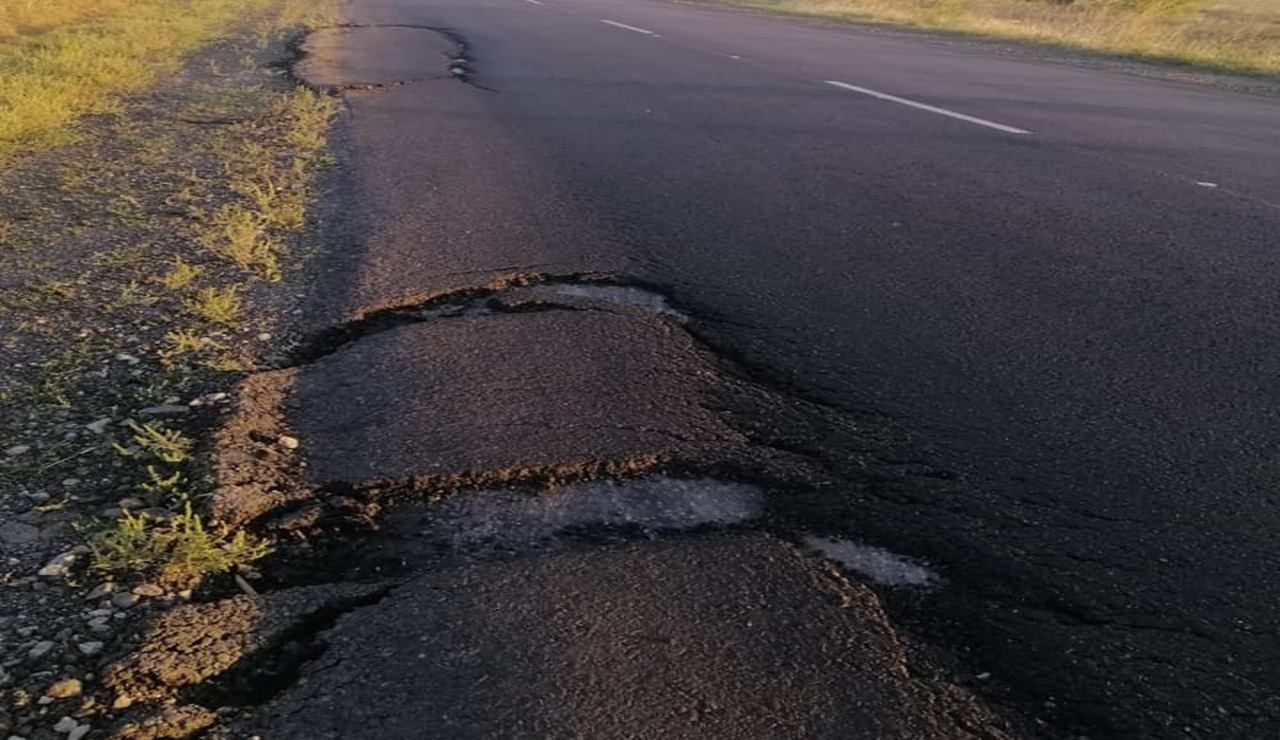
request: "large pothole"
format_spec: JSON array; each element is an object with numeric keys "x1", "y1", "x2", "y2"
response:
[{"x1": 293, "y1": 25, "x2": 465, "y2": 91}]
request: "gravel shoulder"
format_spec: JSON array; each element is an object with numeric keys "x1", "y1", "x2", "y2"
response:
[{"x1": 0, "y1": 11, "x2": 338, "y2": 739}]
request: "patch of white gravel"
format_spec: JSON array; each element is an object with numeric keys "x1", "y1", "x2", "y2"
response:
[
  {"x1": 432, "y1": 477, "x2": 763, "y2": 550},
  {"x1": 805, "y1": 536, "x2": 938, "y2": 587}
]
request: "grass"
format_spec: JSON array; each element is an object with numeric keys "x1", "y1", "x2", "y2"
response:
[
  {"x1": 0, "y1": 0, "x2": 128, "y2": 39},
  {"x1": 88, "y1": 502, "x2": 271, "y2": 584},
  {"x1": 3, "y1": 0, "x2": 337, "y2": 589},
  {"x1": 117, "y1": 420, "x2": 196, "y2": 464},
  {"x1": 184, "y1": 285, "x2": 244, "y2": 325},
  {"x1": 158, "y1": 258, "x2": 203, "y2": 291},
  {"x1": 33, "y1": 339, "x2": 96, "y2": 406},
  {"x1": 710, "y1": 0, "x2": 1280, "y2": 75},
  {"x1": 0, "y1": 0, "x2": 277, "y2": 162},
  {"x1": 200, "y1": 205, "x2": 283, "y2": 280}
]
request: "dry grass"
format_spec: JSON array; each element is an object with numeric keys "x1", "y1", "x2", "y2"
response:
[
  {"x1": 0, "y1": 0, "x2": 277, "y2": 161},
  {"x1": 184, "y1": 286, "x2": 244, "y2": 325},
  {"x1": 714, "y1": 0, "x2": 1280, "y2": 75},
  {"x1": 200, "y1": 205, "x2": 283, "y2": 280},
  {"x1": 158, "y1": 257, "x2": 203, "y2": 291},
  {"x1": 0, "y1": 0, "x2": 128, "y2": 39}
]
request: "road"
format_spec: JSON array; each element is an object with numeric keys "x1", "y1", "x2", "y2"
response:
[{"x1": 231, "y1": 0, "x2": 1280, "y2": 737}]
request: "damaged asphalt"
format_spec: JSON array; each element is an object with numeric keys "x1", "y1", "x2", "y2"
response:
[{"x1": 103, "y1": 0, "x2": 1280, "y2": 737}]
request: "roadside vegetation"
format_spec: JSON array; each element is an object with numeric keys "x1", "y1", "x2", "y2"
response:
[
  {"x1": 1, "y1": 0, "x2": 336, "y2": 595},
  {"x1": 0, "y1": 0, "x2": 334, "y2": 160},
  {"x1": 712, "y1": 0, "x2": 1280, "y2": 75},
  {"x1": 0, "y1": 2, "x2": 342, "y2": 729}
]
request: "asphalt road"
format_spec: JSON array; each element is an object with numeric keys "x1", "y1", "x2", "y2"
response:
[{"x1": 272, "y1": 0, "x2": 1280, "y2": 737}]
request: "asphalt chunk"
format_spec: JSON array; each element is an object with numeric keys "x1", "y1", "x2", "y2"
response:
[{"x1": 289, "y1": 308, "x2": 748, "y2": 487}]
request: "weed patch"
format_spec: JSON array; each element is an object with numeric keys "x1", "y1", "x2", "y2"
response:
[
  {"x1": 159, "y1": 257, "x2": 203, "y2": 291},
  {"x1": 88, "y1": 503, "x2": 271, "y2": 584},
  {"x1": 185, "y1": 286, "x2": 244, "y2": 325},
  {"x1": 117, "y1": 420, "x2": 196, "y2": 465},
  {"x1": 200, "y1": 205, "x2": 283, "y2": 280}
]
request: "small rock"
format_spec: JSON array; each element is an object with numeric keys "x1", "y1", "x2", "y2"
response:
[
  {"x1": 115, "y1": 353, "x2": 141, "y2": 365},
  {"x1": 77, "y1": 642, "x2": 103, "y2": 657},
  {"x1": 111, "y1": 592, "x2": 138, "y2": 609},
  {"x1": 4, "y1": 445, "x2": 30, "y2": 456},
  {"x1": 257, "y1": 332, "x2": 272, "y2": 341},
  {"x1": 188, "y1": 392, "x2": 228, "y2": 407},
  {"x1": 25, "y1": 490, "x2": 51, "y2": 504},
  {"x1": 28, "y1": 641, "x2": 55, "y2": 660},
  {"x1": 68, "y1": 726, "x2": 90, "y2": 740},
  {"x1": 111, "y1": 694, "x2": 133, "y2": 710},
  {"x1": 276, "y1": 435, "x2": 300, "y2": 450},
  {"x1": 138, "y1": 404, "x2": 188, "y2": 418},
  {"x1": 60, "y1": 479, "x2": 80, "y2": 489},
  {"x1": 53, "y1": 717, "x2": 77, "y2": 733},
  {"x1": 38, "y1": 551, "x2": 78, "y2": 578},
  {"x1": 85, "y1": 418, "x2": 112, "y2": 435},
  {"x1": 45, "y1": 678, "x2": 82, "y2": 699},
  {"x1": 117, "y1": 497, "x2": 144, "y2": 510},
  {"x1": 132, "y1": 583, "x2": 164, "y2": 597},
  {"x1": 85, "y1": 582, "x2": 115, "y2": 600}
]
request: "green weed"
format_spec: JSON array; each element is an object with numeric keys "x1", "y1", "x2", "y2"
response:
[
  {"x1": 199, "y1": 206, "x2": 281, "y2": 280},
  {"x1": 116, "y1": 420, "x2": 194, "y2": 464},
  {"x1": 87, "y1": 502, "x2": 271, "y2": 584},
  {"x1": 184, "y1": 285, "x2": 243, "y2": 325},
  {"x1": 158, "y1": 257, "x2": 202, "y2": 291}
]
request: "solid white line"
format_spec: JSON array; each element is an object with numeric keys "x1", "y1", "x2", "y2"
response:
[
  {"x1": 824, "y1": 80, "x2": 1031, "y2": 135},
  {"x1": 600, "y1": 19, "x2": 655, "y2": 35}
]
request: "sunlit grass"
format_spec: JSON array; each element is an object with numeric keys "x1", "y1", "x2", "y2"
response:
[
  {"x1": 0, "y1": 0, "x2": 129, "y2": 39},
  {"x1": 713, "y1": 0, "x2": 1280, "y2": 75},
  {"x1": 0, "y1": 0, "x2": 276, "y2": 162}
]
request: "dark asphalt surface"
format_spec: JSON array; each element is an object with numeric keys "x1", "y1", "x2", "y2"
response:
[
  {"x1": 231, "y1": 534, "x2": 1016, "y2": 739},
  {"x1": 283, "y1": 0, "x2": 1280, "y2": 737}
]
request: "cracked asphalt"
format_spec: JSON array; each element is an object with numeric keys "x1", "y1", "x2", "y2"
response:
[{"x1": 211, "y1": 0, "x2": 1280, "y2": 737}]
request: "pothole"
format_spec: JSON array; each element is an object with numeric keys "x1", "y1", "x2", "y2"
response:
[
  {"x1": 805, "y1": 535, "x2": 939, "y2": 587},
  {"x1": 293, "y1": 25, "x2": 467, "y2": 91},
  {"x1": 407, "y1": 476, "x2": 763, "y2": 552},
  {"x1": 505, "y1": 282, "x2": 686, "y2": 321},
  {"x1": 276, "y1": 477, "x2": 767, "y2": 583},
  {"x1": 289, "y1": 276, "x2": 687, "y2": 366}
]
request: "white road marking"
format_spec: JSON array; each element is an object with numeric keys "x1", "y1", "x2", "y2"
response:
[
  {"x1": 525, "y1": 0, "x2": 544, "y2": 4},
  {"x1": 600, "y1": 19, "x2": 656, "y2": 35},
  {"x1": 824, "y1": 80, "x2": 1031, "y2": 135},
  {"x1": 1196, "y1": 181, "x2": 1219, "y2": 188}
]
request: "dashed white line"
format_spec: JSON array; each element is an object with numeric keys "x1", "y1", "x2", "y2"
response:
[
  {"x1": 1195, "y1": 181, "x2": 1219, "y2": 188},
  {"x1": 524, "y1": 0, "x2": 544, "y2": 5},
  {"x1": 824, "y1": 80, "x2": 1031, "y2": 135},
  {"x1": 600, "y1": 19, "x2": 656, "y2": 35}
]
